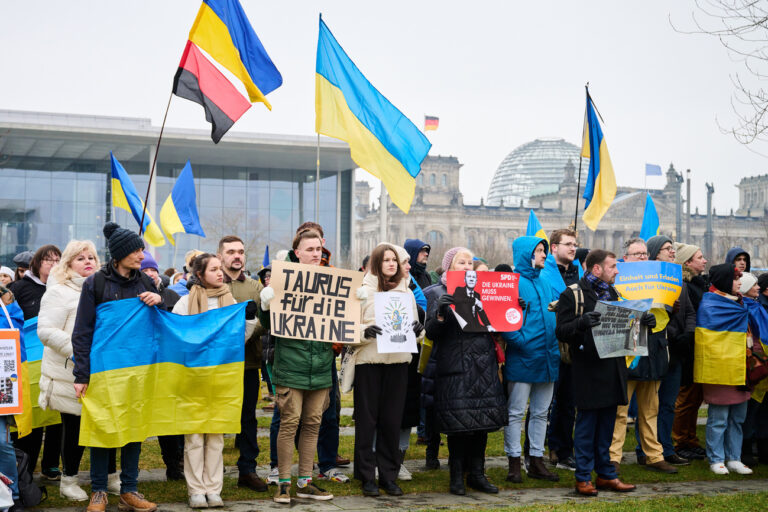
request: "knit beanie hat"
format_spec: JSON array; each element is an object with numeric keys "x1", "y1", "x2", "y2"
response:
[
  {"x1": 740, "y1": 272, "x2": 758, "y2": 295},
  {"x1": 0, "y1": 266, "x2": 13, "y2": 281},
  {"x1": 674, "y1": 243, "x2": 700, "y2": 266},
  {"x1": 647, "y1": 235, "x2": 673, "y2": 261},
  {"x1": 575, "y1": 248, "x2": 590, "y2": 264},
  {"x1": 709, "y1": 263, "x2": 738, "y2": 295},
  {"x1": 140, "y1": 250, "x2": 158, "y2": 272},
  {"x1": 103, "y1": 222, "x2": 144, "y2": 263},
  {"x1": 440, "y1": 247, "x2": 471, "y2": 285},
  {"x1": 759, "y1": 273, "x2": 768, "y2": 294}
]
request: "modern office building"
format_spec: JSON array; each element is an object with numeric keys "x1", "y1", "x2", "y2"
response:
[{"x1": 0, "y1": 110, "x2": 357, "y2": 270}]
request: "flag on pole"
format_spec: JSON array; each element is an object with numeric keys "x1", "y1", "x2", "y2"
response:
[
  {"x1": 159, "y1": 161, "x2": 206, "y2": 245},
  {"x1": 110, "y1": 153, "x2": 166, "y2": 247},
  {"x1": 424, "y1": 116, "x2": 439, "y2": 131},
  {"x1": 645, "y1": 163, "x2": 662, "y2": 176},
  {"x1": 315, "y1": 16, "x2": 431, "y2": 214},
  {"x1": 639, "y1": 192, "x2": 660, "y2": 241},
  {"x1": 581, "y1": 92, "x2": 617, "y2": 230},
  {"x1": 526, "y1": 210, "x2": 548, "y2": 242},
  {"x1": 262, "y1": 245, "x2": 269, "y2": 268},
  {"x1": 526, "y1": 210, "x2": 566, "y2": 295}
]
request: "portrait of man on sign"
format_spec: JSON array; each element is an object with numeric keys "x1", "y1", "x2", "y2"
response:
[{"x1": 451, "y1": 270, "x2": 495, "y2": 332}]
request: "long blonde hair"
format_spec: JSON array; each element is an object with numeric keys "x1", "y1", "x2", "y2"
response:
[{"x1": 51, "y1": 240, "x2": 100, "y2": 284}]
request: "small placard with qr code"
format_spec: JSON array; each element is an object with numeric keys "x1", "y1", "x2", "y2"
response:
[{"x1": 0, "y1": 330, "x2": 22, "y2": 414}]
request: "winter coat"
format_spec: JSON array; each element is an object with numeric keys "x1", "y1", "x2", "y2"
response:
[
  {"x1": 225, "y1": 273, "x2": 265, "y2": 370},
  {"x1": 404, "y1": 238, "x2": 433, "y2": 290},
  {"x1": 425, "y1": 283, "x2": 507, "y2": 434},
  {"x1": 559, "y1": 261, "x2": 580, "y2": 287},
  {"x1": 37, "y1": 274, "x2": 84, "y2": 415},
  {"x1": 687, "y1": 273, "x2": 708, "y2": 311},
  {"x1": 725, "y1": 246, "x2": 751, "y2": 271},
  {"x1": 666, "y1": 281, "x2": 697, "y2": 370},
  {"x1": 410, "y1": 279, "x2": 427, "y2": 311},
  {"x1": 680, "y1": 274, "x2": 708, "y2": 385},
  {"x1": 555, "y1": 276, "x2": 628, "y2": 410},
  {"x1": 172, "y1": 293, "x2": 258, "y2": 341},
  {"x1": 8, "y1": 272, "x2": 47, "y2": 319},
  {"x1": 357, "y1": 272, "x2": 415, "y2": 365},
  {"x1": 168, "y1": 278, "x2": 189, "y2": 297},
  {"x1": 71, "y1": 262, "x2": 160, "y2": 384},
  {"x1": 760, "y1": 293, "x2": 768, "y2": 314},
  {"x1": 159, "y1": 285, "x2": 180, "y2": 311},
  {"x1": 502, "y1": 236, "x2": 559, "y2": 384}
]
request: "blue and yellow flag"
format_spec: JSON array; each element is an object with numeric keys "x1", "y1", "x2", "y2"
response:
[
  {"x1": 581, "y1": 93, "x2": 617, "y2": 230},
  {"x1": 159, "y1": 161, "x2": 206, "y2": 245},
  {"x1": 694, "y1": 292, "x2": 748, "y2": 386},
  {"x1": 639, "y1": 193, "x2": 660, "y2": 241},
  {"x1": 79, "y1": 298, "x2": 247, "y2": 448},
  {"x1": 189, "y1": 0, "x2": 282, "y2": 109},
  {"x1": 315, "y1": 17, "x2": 431, "y2": 214},
  {"x1": 526, "y1": 210, "x2": 565, "y2": 295},
  {"x1": 111, "y1": 153, "x2": 166, "y2": 247},
  {"x1": 526, "y1": 210, "x2": 548, "y2": 242}
]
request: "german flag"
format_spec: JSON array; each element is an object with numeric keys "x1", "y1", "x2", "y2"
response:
[{"x1": 424, "y1": 115, "x2": 439, "y2": 131}]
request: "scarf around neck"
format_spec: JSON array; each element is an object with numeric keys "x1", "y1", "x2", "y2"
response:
[
  {"x1": 585, "y1": 272, "x2": 611, "y2": 300},
  {"x1": 188, "y1": 283, "x2": 235, "y2": 315}
]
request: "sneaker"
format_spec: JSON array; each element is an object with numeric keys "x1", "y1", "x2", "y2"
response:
[
  {"x1": 87, "y1": 491, "x2": 108, "y2": 512},
  {"x1": 317, "y1": 467, "x2": 350, "y2": 483},
  {"x1": 42, "y1": 467, "x2": 61, "y2": 481},
  {"x1": 118, "y1": 492, "x2": 157, "y2": 512},
  {"x1": 267, "y1": 467, "x2": 279, "y2": 485},
  {"x1": 188, "y1": 494, "x2": 207, "y2": 509},
  {"x1": 296, "y1": 482, "x2": 333, "y2": 501},
  {"x1": 273, "y1": 483, "x2": 291, "y2": 504},
  {"x1": 107, "y1": 472, "x2": 121, "y2": 496},
  {"x1": 710, "y1": 462, "x2": 729, "y2": 475},
  {"x1": 556, "y1": 456, "x2": 576, "y2": 471},
  {"x1": 726, "y1": 460, "x2": 753, "y2": 474},
  {"x1": 397, "y1": 463, "x2": 413, "y2": 481},
  {"x1": 205, "y1": 494, "x2": 223, "y2": 507}
]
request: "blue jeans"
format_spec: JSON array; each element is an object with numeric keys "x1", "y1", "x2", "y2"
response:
[
  {"x1": 636, "y1": 361, "x2": 681, "y2": 458},
  {"x1": 547, "y1": 362, "x2": 575, "y2": 460},
  {"x1": 706, "y1": 401, "x2": 748, "y2": 464},
  {"x1": 91, "y1": 442, "x2": 141, "y2": 493},
  {"x1": 236, "y1": 368, "x2": 261, "y2": 475},
  {"x1": 0, "y1": 416, "x2": 19, "y2": 500},
  {"x1": 574, "y1": 406, "x2": 618, "y2": 483},
  {"x1": 503, "y1": 382, "x2": 555, "y2": 458}
]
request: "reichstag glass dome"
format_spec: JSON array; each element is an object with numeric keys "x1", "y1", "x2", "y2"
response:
[{"x1": 486, "y1": 138, "x2": 586, "y2": 207}]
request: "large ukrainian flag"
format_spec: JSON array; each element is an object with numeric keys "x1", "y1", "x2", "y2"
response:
[
  {"x1": 315, "y1": 17, "x2": 431, "y2": 214},
  {"x1": 694, "y1": 292, "x2": 748, "y2": 386},
  {"x1": 79, "y1": 298, "x2": 247, "y2": 448},
  {"x1": 111, "y1": 153, "x2": 166, "y2": 247},
  {"x1": 16, "y1": 318, "x2": 61, "y2": 437},
  {"x1": 581, "y1": 93, "x2": 617, "y2": 230}
]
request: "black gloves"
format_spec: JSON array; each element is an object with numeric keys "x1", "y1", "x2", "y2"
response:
[
  {"x1": 640, "y1": 312, "x2": 656, "y2": 329},
  {"x1": 578, "y1": 311, "x2": 602, "y2": 329},
  {"x1": 245, "y1": 301, "x2": 258, "y2": 320},
  {"x1": 364, "y1": 325, "x2": 383, "y2": 338},
  {"x1": 518, "y1": 297, "x2": 527, "y2": 310},
  {"x1": 437, "y1": 293, "x2": 455, "y2": 316},
  {"x1": 672, "y1": 299, "x2": 681, "y2": 314},
  {"x1": 412, "y1": 320, "x2": 424, "y2": 336}
]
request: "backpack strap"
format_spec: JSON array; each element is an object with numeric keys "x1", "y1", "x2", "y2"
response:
[{"x1": 568, "y1": 283, "x2": 584, "y2": 317}]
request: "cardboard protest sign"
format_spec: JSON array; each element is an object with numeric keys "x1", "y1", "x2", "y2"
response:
[
  {"x1": 270, "y1": 261, "x2": 363, "y2": 344},
  {"x1": 592, "y1": 299, "x2": 652, "y2": 359},
  {"x1": 0, "y1": 330, "x2": 23, "y2": 415},
  {"x1": 614, "y1": 261, "x2": 682, "y2": 307},
  {"x1": 446, "y1": 271, "x2": 522, "y2": 332},
  {"x1": 374, "y1": 292, "x2": 418, "y2": 354}
]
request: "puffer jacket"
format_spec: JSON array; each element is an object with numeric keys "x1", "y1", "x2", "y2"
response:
[
  {"x1": 502, "y1": 236, "x2": 559, "y2": 384},
  {"x1": 425, "y1": 283, "x2": 506, "y2": 434},
  {"x1": 357, "y1": 272, "x2": 415, "y2": 365},
  {"x1": 8, "y1": 272, "x2": 47, "y2": 320},
  {"x1": 37, "y1": 273, "x2": 83, "y2": 415}
]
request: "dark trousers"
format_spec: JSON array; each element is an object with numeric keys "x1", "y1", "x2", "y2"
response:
[
  {"x1": 547, "y1": 362, "x2": 576, "y2": 460},
  {"x1": 236, "y1": 368, "x2": 261, "y2": 475},
  {"x1": 317, "y1": 367, "x2": 340, "y2": 474},
  {"x1": 158, "y1": 435, "x2": 184, "y2": 470},
  {"x1": 90, "y1": 443, "x2": 140, "y2": 493},
  {"x1": 424, "y1": 405, "x2": 441, "y2": 461},
  {"x1": 744, "y1": 398, "x2": 768, "y2": 441},
  {"x1": 574, "y1": 406, "x2": 618, "y2": 483},
  {"x1": 13, "y1": 423, "x2": 62, "y2": 476},
  {"x1": 353, "y1": 363, "x2": 408, "y2": 483},
  {"x1": 447, "y1": 431, "x2": 487, "y2": 468},
  {"x1": 60, "y1": 413, "x2": 86, "y2": 477},
  {"x1": 261, "y1": 361, "x2": 273, "y2": 392}
]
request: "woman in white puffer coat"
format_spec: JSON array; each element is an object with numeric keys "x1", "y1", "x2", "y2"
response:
[{"x1": 37, "y1": 240, "x2": 108, "y2": 501}]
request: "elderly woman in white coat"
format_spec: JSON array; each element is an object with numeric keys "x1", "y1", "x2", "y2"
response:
[{"x1": 37, "y1": 240, "x2": 109, "y2": 500}]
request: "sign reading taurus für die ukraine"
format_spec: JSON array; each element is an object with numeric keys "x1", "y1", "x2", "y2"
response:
[{"x1": 270, "y1": 261, "x2": 364, "y2": 344}]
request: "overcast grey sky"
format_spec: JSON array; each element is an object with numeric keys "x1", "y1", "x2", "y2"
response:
[{"x1": 1, "y1": 0, "x2": 765, "y2": 215}]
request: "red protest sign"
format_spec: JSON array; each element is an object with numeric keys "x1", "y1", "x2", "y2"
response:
[{"x1": 446, "y1": 271, "x2": 522, "y2": 332}]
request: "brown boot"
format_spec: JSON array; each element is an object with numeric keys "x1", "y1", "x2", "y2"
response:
[
  {"x1": 527, "y1": 456, "x2": 559, "y2": 481},
  {"x1": 506, "y1": 456, "x2": 522, "y2": 483},
  {"x1": 118, "y1": 492, "x2": 157, "y2": 512},
  {"x1": 575, "y1": 481, "x2": 598, "y2": 497},
  {"x1": 87, "y1": 491, "x2": 108, "y2": 512},
  {"x1": 595, "y1": 477, "x2": 636, "y2": 492}
]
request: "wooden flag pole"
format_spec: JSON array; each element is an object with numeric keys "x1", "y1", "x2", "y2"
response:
[{"x1": 139, "y1": 91, "x2": 173, "y2": 236}]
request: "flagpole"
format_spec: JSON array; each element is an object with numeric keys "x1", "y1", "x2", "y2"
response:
[
  {"x1": 139, "y1": 91, "x2": 173, "y2": 236},
  {"x1": 315, "y1": 133, "x2": 320, "y2": 222},
  {"x1": 574, "y1": 84, "x2": 589, "y2": 231}
]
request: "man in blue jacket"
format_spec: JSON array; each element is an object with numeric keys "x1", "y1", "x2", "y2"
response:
[{"x1": 502, "y1": 236, "x2": 559, "y2": 483}]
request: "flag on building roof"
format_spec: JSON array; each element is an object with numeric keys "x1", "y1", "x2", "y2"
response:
[
  {"x1": 159, "y1": 161, "x2": 206, "y2": 245},
  {"x1": 581, "y1": 92, "x2": 617, "y2": 231},
  {"x1": 639, "y1": 192, "x2": 660, "y2": 241},
  {"x1": 315, "y1": 16, "x2": 431, "y2": 214},
  {"x1": 424, "y1": 116, "x2": 439, "y2": 131},
  {"x1": 645, "y1": 163, "x2": 662, "y2": 176},
  {"x1": 110, "y1": 153, "x2": 166, "y2": 247}
]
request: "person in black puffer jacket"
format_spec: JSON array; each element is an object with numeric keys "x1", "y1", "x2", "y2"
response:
[{"x1": 424, "y1": 247, "x2": 506, "y2": 496}]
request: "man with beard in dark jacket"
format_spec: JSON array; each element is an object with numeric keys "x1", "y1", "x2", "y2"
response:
[
  {"x1": 404, "y1": 239, "x2": 432, "y2": 289},
  {"x1": 72, "y1": 222, "x2": 160, "y2": 512},
  {"x1": 556, "y1": 249, "x2": 637, "y2": 496}
]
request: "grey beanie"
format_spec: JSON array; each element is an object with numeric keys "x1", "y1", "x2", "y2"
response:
[
  {"x1": 647, "y1": 235, "x2": 673, "y2": 261},
  {"x1": 103, "y1": 222, "x2": 144, "y2": 262}
]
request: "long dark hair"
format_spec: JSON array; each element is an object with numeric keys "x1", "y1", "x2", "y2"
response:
[
  {"x1": 369, "y1": 244, "x2": 405, "y2": 292},
  {"x1": 190, "y1": 253, "x2": 217, "y2": 288}
]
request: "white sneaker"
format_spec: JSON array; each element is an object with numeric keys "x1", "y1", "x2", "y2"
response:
[
  {"x1": 107, "y1": 472, "x2": 121, "y2": 495},
  {"x1": 397, "y1": 464, "x2": 412, "y2": 481},
  {"x1": 59, "y1": 475, "x2": 88, "y2": 501},
  {"x1": 710, "y1": 462, "x2": 729, "y2": 475},
  {"x1": 317, "y1": 467, "x2": 350, "y2": 483},
  {"x1": 267, "y1": 466, "x2": 279, "y2": 485},
  {"x1": 189, "y1": 494, "x2": 208, "y2": 508},
  {"x1": 726, "y1": 460, "x2": 753, "y2": 474},
  {"x1": 206, "y1": 493, "x2": 224, "y2": 507}
]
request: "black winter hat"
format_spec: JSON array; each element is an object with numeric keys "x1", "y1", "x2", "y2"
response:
[
  {"x1": 758, "y1": 273, "x2": 768, "y2": 294},
  {"x1": 647, "y1": 235, "x2": 673, "y2": 261},
  {"x1": 103, "y1": 222, "x2": 144, "y2": 262},
  {"x1": 709, "y1": 263, "x2": 738, "y2": 295},
  {"x1": 575, "y1": 248, "x2": 590, "y2": 264}
]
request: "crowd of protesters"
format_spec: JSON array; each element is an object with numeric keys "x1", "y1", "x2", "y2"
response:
[{"x1": 0, "y1": 219, "x2": 766, "y2": 512}]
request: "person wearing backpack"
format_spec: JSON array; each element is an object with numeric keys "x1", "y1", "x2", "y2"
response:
[{"x1": 71, "y1": 222, "x2": 161, "y2": 512}]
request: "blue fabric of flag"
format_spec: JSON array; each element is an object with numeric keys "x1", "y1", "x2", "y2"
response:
[
  {"x1": 639, "y1": 193, "x2": 660, "y2": 241},
  {"x1": 645, "y1": 163, "x2": 662, "y2": 176}
]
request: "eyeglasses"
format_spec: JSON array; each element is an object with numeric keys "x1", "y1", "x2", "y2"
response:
[
  {"x1": 659, "y1": 246, "x2": 675, "y2": 253},
  {"x1": 626, "y1": 252, "x2": 649, "y2": 258},
  {"x1": 43, "y1": 258, "x2": 60, "y2": 264},
  {"x1": 556, "y1": 242, "x2": 579, "y2": 248}
]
